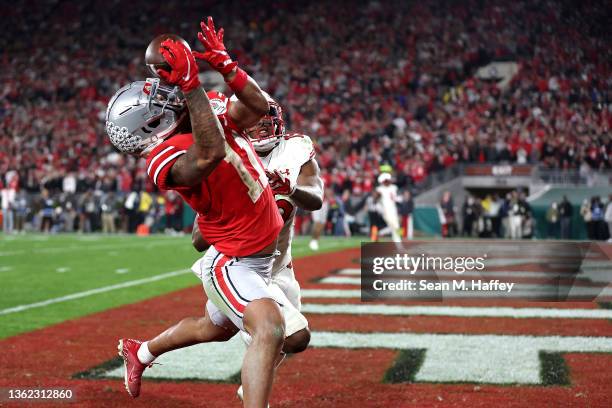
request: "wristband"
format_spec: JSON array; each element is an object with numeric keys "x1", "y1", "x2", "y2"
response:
[{"x1": 226, "y1": 68, "x2": 248, "y2": 93}]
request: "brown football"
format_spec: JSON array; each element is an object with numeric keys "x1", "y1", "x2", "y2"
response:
[{"x1": 145, "y1": 34, "x2": 191, "y2": 78}]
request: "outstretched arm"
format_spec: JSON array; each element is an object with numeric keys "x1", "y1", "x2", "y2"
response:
[
  {"x1": 172, "y1": 88, "x2": 226, "y2": 186},
  {"x1": 157, "y1": 39, "x2": 226, "y2": 187},
  {"x1": 225, "y1": 70, "x2": 269, "y2": 130},
  {"x1": 193, "y1": 17, "x2": 268, "y2": 129},
  {"x1": 292, "y1": 160, "x2": 324, "y2": 211},
  {"x1": 267, "y1": 159, "x2": 324, "y2": 211}
]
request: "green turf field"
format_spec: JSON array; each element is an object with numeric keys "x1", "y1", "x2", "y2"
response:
[{"x1": 0, "y1": 234, "x2": 362, "y2": 339}]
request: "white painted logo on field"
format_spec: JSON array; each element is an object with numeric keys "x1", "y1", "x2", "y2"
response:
[
  {"x1": 313, "y1": 332, "x2": 612, "y2": 384},
  {"x1": 100, "y1": 331, "x2": 612, "y2": 384}
]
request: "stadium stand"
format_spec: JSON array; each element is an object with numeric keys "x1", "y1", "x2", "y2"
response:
[{"x1": 0, "y1": 0, "x2": 609, "y2": 238}]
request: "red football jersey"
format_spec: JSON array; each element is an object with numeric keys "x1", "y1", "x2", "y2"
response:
[{"x1": 145, "y1": 115, "x2": 283, "y2": 257}]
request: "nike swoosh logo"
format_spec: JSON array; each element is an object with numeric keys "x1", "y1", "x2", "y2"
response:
[
  {"x1": 182, "y1": 49, "x2": 191, "y2": 82},
  {"x1": 128, "y1": 367, "x2": 141, "y2": 383}
]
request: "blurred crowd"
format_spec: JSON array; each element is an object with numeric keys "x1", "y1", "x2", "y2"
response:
[
  {"x1": 577, "y1": 195, "x2": 612, "y2": 241},
  {"x1": 0, "y1": 0, "x2": 610, "y2": 234},
  {"x1": 437, "y1": 189, "x2": 537, "y2": 239},
  {"x1": 0, "y1": 169, "x2": 185, "y2": 235},
  {"x1": 436, "y1": 189, "x2": 612, "y2": 241}
]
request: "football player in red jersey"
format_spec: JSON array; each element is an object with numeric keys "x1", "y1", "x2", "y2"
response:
[
  {"x1": 106, "y1": 17, "x2": 288, "y2": 407},
  {"x1": 192, "y1": 92, "x2": 324, "y2": 402}
]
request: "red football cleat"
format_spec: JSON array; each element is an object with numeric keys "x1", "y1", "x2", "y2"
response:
[{"x1": 117, "y1": 338, "x2": 149, "y2": 398}]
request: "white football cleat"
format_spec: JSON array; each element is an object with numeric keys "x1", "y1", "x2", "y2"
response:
[
  {"x1": 237, "y1": 385, "x2": 243, "y2": 401},
  {"x1": 309, "y1": 239, "x2": 319, "y2": 251}
]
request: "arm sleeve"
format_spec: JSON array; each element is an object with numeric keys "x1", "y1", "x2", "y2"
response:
[{"x1": 146, "y1": 145, "x2": 188, "y2": 190}]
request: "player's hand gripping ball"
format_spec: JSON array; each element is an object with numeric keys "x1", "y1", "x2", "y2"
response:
[
  {"x1": 156, "y1": 39, "x2": 201, "y2": 93},
  {"x1": 145, "y1": 34, "x2": 191, "y2": 78}
]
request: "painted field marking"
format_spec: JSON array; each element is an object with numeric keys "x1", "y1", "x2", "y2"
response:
[
  {"x1": 321, "y1": 276, "x2": 361, "y2": 285},
  {"x1": 77, "y1": 236, "x2": 102, "y2": 241},
  {"x1": 104, "y1": 335, "x2": 245, "y2": 381},
  {"x1": 316, "y1": 286, "x2": 612, "y2": 299},
  {"x1": 0, "y1": 266, "x2": 13, "y2": 272},
  {"x1": 56, "y1": 267, "x2": 70, "y2": 273},
  {"x1": 300, "y1": 303, "x2": 612, "y2": 319},
  {"x1": 0, "y1": 239, "x2": 188, "y2": 257},
  {"x1": 115, "y1": 268, "x2": 130, "y2": 274},
  {"x1": 302, "y1": 289, "x2": 361, "y2": 298},
  {"x1": 338, "y1": 268, "x2": 360, "y2": 275},
  {"x1": 312, "y1": 331, "x2": 612, "y2": 384},
  {"x1": 98, "y1": 331, "x2": 612, "y2": 385},
  {"x1": 0, "y1": 269, "x2": 190, "y2": 316},
  {"x1": 29, "y1": 236, "x2": 50, "y2": 241}
]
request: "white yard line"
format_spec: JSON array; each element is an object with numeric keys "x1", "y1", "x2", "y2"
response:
[
  {"x1": 302, "y1": 289, "x2": 362, "y2": 298},
  {"x1": 0, "y1": 269, "x2": 190, "y2": 315},
  {"x1": 320, "y1": 276, "x2": 362, "y2": 285},
  {"x1": 0, "y1": 240, "x2": 187, "y2": 257}
]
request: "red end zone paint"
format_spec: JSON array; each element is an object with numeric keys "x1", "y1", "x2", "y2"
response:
[{"x1": 0, "y1": 247, "x2": 610, "y2": 407}]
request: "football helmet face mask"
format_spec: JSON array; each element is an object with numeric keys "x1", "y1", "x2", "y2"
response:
[
  {"x1": 246, "y1": 94, "x2": 285, "y2": 153},
  {"x1": 105, "y1": 78, "x2": 187, "y2": 156}
]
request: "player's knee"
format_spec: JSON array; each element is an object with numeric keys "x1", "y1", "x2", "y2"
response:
[
  {"x1": 283, "y1": 327, "x2": 310, "y2": 354},
  {"x1": 246, "y1": 299, "x2": 285, "y2": 347},
  {"x1": 253, "y1": 319, "x2": 285, "y2": 349}
]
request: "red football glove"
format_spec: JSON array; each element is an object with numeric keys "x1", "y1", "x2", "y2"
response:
[
  {"x1": 266, "y1": 170, "x2": 295, "y2": 196},
  {"x1": 157, "y1": 39, "x2": 200, "y2": 93},
  {"x1": 193, "y1": 16, "x2": 238, "y2": 75}
]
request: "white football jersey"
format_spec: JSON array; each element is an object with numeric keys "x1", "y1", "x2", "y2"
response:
[
  {"x1": 259, "y1": 134, "x2": 315, "y2": 275},
  {"x1": 376, "y1": 183, "x2": 400, "y2": 229}
]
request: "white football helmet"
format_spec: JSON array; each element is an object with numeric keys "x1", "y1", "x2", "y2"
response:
[{"x1": 105, "y1": 78, "x2": 187, "y2": 156}]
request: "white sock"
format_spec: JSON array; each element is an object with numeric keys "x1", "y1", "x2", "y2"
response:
[{"x1": 137, "y1": 341, "x2": 156, "y2": 365}]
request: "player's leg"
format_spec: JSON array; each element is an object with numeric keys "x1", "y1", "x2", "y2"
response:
[
  {"x1": 309, "y1": 222, "x2": 323, "y2": 250},
  {"x1": 241, "y1": 298, "x2": 285, "y2": 408},
  {"x1": 118, "y1": 248, "x2": 242, "y2": 398},
  {"x1": 202, "y1": 250, "x2": 288, "y2": 407},
  {"x1": 145, "y1": 301, "x2": 238, "y2": 358},
  {"x1": 237, "y1": 285, "x2": 310, "y2": 402},
  {"x1": 310, "y1": 202, "x2": 328, "y2": 250},
  {"x1": 259, "y1": 270, "x2": 309, "y2": 351},
  {"x1": 241, "y1": 281, "x2": 310, "y2": 352},
  {"x1": 236, "y1": 304, "x2": 309, "y2": 405},
  {"x1": 118, "y1": 301, "x2": 236, "y2": 398}
]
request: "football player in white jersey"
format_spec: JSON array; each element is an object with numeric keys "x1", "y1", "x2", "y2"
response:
[
  {"x1": 195, "y1": 92, "x2": 323, "y2": 311},
  {"x1": 193, "y1": 93, "x2": 323, "y2": 400},
  {"x1": 375, "y1": 172, "x2": 404, "y2": 248},
  {"x1": 250, "y1": 95, "x2": 324, "y2": 309}
]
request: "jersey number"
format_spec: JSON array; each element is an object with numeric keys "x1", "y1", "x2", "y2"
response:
[{"x1": 224, "y1": 134, "x2": 268, "y2": 203}]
